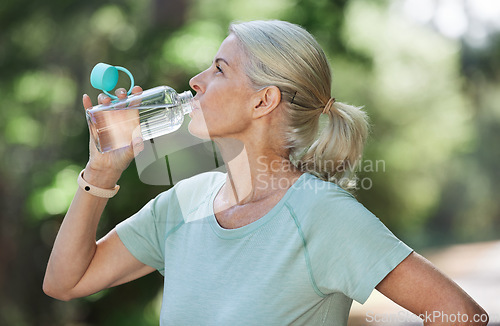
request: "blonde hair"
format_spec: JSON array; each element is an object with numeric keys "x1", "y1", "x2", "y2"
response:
[{"x1": 229, "y1": 20, "x2": 369, "y2": 190}]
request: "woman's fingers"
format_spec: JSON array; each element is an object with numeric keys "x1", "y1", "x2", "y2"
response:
[
  {"x1": 98, "y1": 93, "x2": 111, "y2": 105},
  {"x1": 128, "y1": 86, "x2": 143, "y2": 107},
  {"x1": 83, "y1": 94, "x2": 93, "y2": 110},
  {"x1": 131, "y1": 126, "x2": 145, "y2": 157},
  {"x1": 131, "y1": 86, "x2": 143, "y2": 94},
  {"x1": 115, "y1": 88, "x2": 128, "y2": 100},
  {"x1": 92, "y1": 86, "x2": 143, "y2": 106},
  {"x1": 116, "y1": 86, "x2": 143, "y2": 98}
]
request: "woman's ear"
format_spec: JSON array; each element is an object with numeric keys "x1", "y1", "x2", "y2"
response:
[{"x1": 252, "y1": 86, "x2": 281, "y2": 118}]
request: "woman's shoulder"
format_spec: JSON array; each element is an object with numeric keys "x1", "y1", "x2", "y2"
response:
[
  {"x1": 147, "y1": 171, "x2": 226, "y2": 222},
  {"x1": 289, "y1": 173, "x2": 373, "y2": 226},
  {"x1": 292, "y1": 172, "x2": 357, "y2": 204}
]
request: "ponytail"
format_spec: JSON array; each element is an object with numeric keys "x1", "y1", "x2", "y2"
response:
[{"x1": 292, "y1": 100, "x2": 369, "y2": 190}]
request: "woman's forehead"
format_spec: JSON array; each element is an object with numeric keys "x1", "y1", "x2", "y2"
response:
[{"x1": 215, "y1": 35, "x2": 245, "y2": 65}]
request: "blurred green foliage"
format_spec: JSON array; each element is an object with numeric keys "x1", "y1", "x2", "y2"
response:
[{"x1": 0, "y1": 0, "x2": 499, "y2": 324}]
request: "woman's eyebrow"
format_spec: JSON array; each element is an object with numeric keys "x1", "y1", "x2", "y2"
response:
[{"x1": 215, "y1": 57, "x2": 230, "y2": 66}]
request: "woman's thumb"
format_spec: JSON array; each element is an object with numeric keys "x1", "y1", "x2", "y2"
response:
[{"x1": 131, "y1": 126, "x2": 144, "y2": 156}]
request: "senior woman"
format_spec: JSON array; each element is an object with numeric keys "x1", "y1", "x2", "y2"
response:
[{"x1": 44, "y1": 20, "x2": 488, "y2": 325}]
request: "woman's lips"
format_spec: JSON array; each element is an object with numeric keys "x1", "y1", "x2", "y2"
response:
[{"x1": 189, "y1": 101, "x2": 200, "y2": 118}]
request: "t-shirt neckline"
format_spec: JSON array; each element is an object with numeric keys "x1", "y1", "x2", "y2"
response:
[{"x1": 208, "y1": 173, "x2": 310, "y2": 239}]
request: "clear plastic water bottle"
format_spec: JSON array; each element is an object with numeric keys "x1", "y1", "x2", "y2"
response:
[{"x1": 86, "y1": 63, "x2": 194, "y2": 153}]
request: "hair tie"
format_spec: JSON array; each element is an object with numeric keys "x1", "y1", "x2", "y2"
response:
[{"x1": 322, "y1": 97, "x2": 336, "y2": 114}]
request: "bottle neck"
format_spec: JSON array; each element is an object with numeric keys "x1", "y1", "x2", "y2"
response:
[{"x1": 179, "y1": 90, "x2": 194, "y2": 115}]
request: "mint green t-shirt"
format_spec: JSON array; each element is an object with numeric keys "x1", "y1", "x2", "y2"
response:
[{"x1": 116, "y1": 172, "x2": 413, "y2": 325}]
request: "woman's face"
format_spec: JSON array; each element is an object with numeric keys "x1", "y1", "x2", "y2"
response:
[{"x1": 188, "y1": 34, "x2": 258, "y2": 140}]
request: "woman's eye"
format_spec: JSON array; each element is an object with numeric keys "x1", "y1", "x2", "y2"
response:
[{"x1": 216, "y1": 65, "x2": 223, "y2": 73}]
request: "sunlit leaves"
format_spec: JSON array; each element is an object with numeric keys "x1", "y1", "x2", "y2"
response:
[
  {"x1": 161, "y1": 21, "x2": 225, "y2": 73},
  {"x1": 90, "y1": 5, "x2": 138, "y2": 51},
  {"x1": 29, "y1": 165, "x2": 80, "y2": 219},
  {"x1": 5, "y1": 115, "x2": 41, "y2": 147},
  {"x1": 342, "y1": 0, "x2": 475, "y2": 235},
  {"x1": 14, "y1": 70, "x2": 77, "y2": 110}
]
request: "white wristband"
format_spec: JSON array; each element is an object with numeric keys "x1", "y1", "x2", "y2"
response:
[{"x1": 77, "y1": 169, "x2": 120, "y2": 198}]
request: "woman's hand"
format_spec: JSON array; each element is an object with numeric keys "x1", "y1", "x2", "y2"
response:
[{"x1": 82, "y1": 86, "x2": 144, "y2": 187}]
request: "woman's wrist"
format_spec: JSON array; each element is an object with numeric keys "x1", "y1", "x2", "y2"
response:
[{"x1": 83, "y1": 164, "x2": 123, "y2": 189}]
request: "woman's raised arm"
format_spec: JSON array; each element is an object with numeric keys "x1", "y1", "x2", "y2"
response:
[{"x1": 43, "y1": 87, "x2": 153, "y2": 301}]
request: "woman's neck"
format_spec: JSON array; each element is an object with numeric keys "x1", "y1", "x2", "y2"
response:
[{"x1": 214, "y1": 137, "x2": 302, "y2": 207}]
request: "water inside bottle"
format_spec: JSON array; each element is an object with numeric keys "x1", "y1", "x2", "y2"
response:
[
  {"x1": 88, "y1": 107, "x2": 140, "y2": 153},
  {"x1": 87, "y1": 88, "x2": 188, "y2": 153},
  {"x1": 139, "y1": 103, "x2": 184, "y2": 140}
]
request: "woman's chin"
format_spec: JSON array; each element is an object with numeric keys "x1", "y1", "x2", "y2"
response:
[{"x1": 187, "y1": 120, "x2": 212, "y2": 140}]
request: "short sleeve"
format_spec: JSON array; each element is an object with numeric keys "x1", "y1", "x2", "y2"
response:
[
  {"x1": 115, "y1": 188, "x2": 179, "y2": 275},
  {"x1": 114, "y1": 172, "x2": 224, "y2": 276},
  {"x1": 303, "y1": 188, "x2": 413, "y2": 304}
]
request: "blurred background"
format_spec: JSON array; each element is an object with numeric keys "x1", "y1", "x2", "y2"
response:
[{"x1": 1, "y1": 0, "x2": 499, "y2": 325}]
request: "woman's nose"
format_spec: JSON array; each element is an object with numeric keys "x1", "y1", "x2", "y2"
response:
[{"x1": 189, "y1": 72, "x2": 204, "y2": 94}]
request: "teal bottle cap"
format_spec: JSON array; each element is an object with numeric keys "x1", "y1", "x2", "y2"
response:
[{"x1": 90, "y1": 63, "x2": 135, "y2": 99}]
